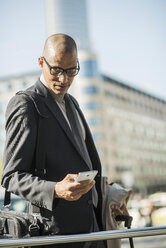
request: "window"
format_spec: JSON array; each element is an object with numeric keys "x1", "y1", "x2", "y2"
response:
[
  {"x1": 81, "y1": 86, "x2": 99, "y2": 94},
  {"x1": 87, "y1": 117, "x2": 102, "y2": 126},
  {"x1": 79, "y1": 59, "x2": 99, "y2": 77},
  {"x1": 92, "y1": 133, "x2": 104, "y2": 141},
  {"x1": 82, "y1": 102, "x2": 101, "y2": 110}
]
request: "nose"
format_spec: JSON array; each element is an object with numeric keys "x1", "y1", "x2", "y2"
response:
[{"x1": 58, "y1": 72, "x2": 68, "y2": 84}]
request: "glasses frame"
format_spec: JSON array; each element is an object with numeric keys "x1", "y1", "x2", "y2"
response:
[{"x1": 42, "y1": 56, "x2": 80, "y2": 77}]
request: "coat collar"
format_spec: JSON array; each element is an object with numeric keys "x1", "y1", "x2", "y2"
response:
[{"x1": 34, "y1": 79, "x2": 91, "y2": 170}]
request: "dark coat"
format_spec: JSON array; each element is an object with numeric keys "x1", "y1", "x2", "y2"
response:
[{"x1": 1, "y1": 79, "x2": 103, "y2": 240}]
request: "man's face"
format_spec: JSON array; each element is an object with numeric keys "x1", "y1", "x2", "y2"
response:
[{"x1": 38, "y1": 53, "x2": 78, "y2": 95}]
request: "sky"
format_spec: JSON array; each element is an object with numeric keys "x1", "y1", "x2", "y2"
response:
[{"x1": 0, "y1": 0, "x2": 166, "y2": 100}]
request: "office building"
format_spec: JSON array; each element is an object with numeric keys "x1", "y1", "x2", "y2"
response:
[
  {"x1": 102, "y1": 75, "x2": 166, "y2": 193},
  {"x1": 1, "y1": 73, "x2": 166, "y2": 194},
  {"x1": 0, "y1": 72, "x2": 40, "y2": 158}
]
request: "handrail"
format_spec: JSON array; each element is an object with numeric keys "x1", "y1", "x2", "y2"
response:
[{"x1": 0, "y1": 226, "x2": 166, "y2": 247}]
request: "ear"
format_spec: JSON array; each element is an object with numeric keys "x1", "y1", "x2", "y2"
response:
[{"x1": 38, "y1": 56, "x2": 44, "y2": 69}]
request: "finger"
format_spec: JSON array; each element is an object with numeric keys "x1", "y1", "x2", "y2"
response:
[
  {"x1": 112, "y1": 209, "x2": 124, "y2": 217},
  {"x1": 70, "y1": 182, "x2": 95, "y2": 197},
  {"x1": 69, "y1": 180, "x2": 95, "y2": 191},
  {"x1": 78, "y1": 179, "x2": 95, "y2": 185},
  {"x1": 71, "y1": 186, "x2": 92, "y2": 197},
  {"x1": 110, "y1": 204, "x2": 119, "y2": 210},
  {"x1": 112, "y1": 205, "x2": 129, "y2": 217},
  {"x1": 67, "y1": 194, "x2": 82, "y2": 201},
  {"x1": 125, "y1": 189, "x2": 133, "y2": 203},
  {"x1": 120, "y1": 205, "x2": 129, "y2": 215},
  {"x1": 65, "y1": 182, "x2": 95, "y2": 201},
  {"x1": 77, "y1": 180, "x2": 95, "y2": 192},
  {"x1": 68, "y1": 181, "x2": 95, "y2": 199},
  {"x1": 65, "y1": 190, "x2": 85, "y2": 201},
  {"x1": 111, "y1": 205, "x2": 123, "y2": 217},
  {"x1": 65, "y1": 174, "x2": 78, "y2": 182}
]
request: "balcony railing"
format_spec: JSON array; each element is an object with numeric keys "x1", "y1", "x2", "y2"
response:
[{"x1": 0, "y1": 226, "x2": 166, "y2": 247}]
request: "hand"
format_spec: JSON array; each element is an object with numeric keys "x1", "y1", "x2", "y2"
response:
[
  {"x1": 111, "y1": 190, "x2": 133, "y2": 218},
  {"x1": 54, "y1": 174, "x2": 95, "y2": 201},
  {"x1": 111, "y1": 203, "x2": 129, "y2": 218}
]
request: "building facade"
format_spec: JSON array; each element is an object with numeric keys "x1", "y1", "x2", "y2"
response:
[
  {"x1": 0, "y1": 72, "x2": 40, "y2": 159},
  {"x1": 0, "y1": 73, "x2": 166, "y2": 194},
  {"x1": 102, "y1": 75, "x2": 166, "y2": 194}
]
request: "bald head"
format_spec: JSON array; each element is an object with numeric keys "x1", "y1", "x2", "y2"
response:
[
  {"x1": 43, "y1": 33, "x2": 77, "y2": 58},
  {"x1": 38, "y1": 33, "x2": 79, "y2": 95}
]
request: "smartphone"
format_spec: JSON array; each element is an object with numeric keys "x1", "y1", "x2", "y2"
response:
[{"x1": 76, "y1": 170, "x2": 98, "y2": 182}]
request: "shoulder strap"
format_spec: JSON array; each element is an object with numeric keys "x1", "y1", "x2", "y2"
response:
[
  {"x1": 4, "y1": 90, "x2": 47, "y2": 208},
  {"x1": 16, "y1": 90, "x2": 48, "y2": 174},
  {"x1": 17, "y1": 90, "x2": 48, "y2": 118}
]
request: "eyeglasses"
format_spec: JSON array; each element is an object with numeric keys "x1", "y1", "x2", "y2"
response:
[{"x1": 42, "y1": 56, "x2": 80, "y2": 77}]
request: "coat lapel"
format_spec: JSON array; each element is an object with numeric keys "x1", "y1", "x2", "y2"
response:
[
  {"x1": 35, "y1": 80, "x2": 90, "y2": 169},
  {"x1": 70, "y1": 95, "x2": 102, "y2": 173}
]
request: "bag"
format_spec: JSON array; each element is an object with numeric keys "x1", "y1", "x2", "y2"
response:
[
  {"x1": 0, "y1": 210, "x2": 40, "y2": 238},
  {"x1": 0, "y1": 202, "x2": 59, "y2": 238},
  {"x1": 0, "y1": 90, "x2": 59, "y2": 238},
  {"x1": 101, "y1": 177, "x2": 133, "y2": 248}
]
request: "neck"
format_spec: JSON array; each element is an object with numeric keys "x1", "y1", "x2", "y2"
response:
[{"x1": 40, "y1": 74, "x2": 65, "y2": 103}]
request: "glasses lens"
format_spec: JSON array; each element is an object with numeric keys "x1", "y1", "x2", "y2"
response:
[
  {"x1": 50, "y1": 68, "x2": 63, "y2": 76},
  {"x1": 66, "y1": 68, "x2": 79, "y2": 77}
]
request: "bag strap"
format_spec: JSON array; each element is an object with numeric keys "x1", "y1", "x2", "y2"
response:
[{"x1": 4, "y1": 90, "x2": 47, "y2": 211}]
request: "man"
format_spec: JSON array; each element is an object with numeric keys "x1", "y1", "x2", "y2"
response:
[
  {"x1": 2, "y1": 34, "x2": 127, "y2": 247},
  {"x1": 2, "y1": 34, "x2": 106, "y2": 248}
]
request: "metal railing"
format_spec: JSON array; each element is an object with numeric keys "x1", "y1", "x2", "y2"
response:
[{"x1": 0, "y1": 226, "x2": 166, "y2": 247}]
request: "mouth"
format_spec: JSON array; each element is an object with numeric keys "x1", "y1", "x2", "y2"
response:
[
  {"x1": 52, "y1": 83, "x2": 69, "y2": 91},
  {"x1": 53, "y1": 83, "x2": 69, "y2": 88}
]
